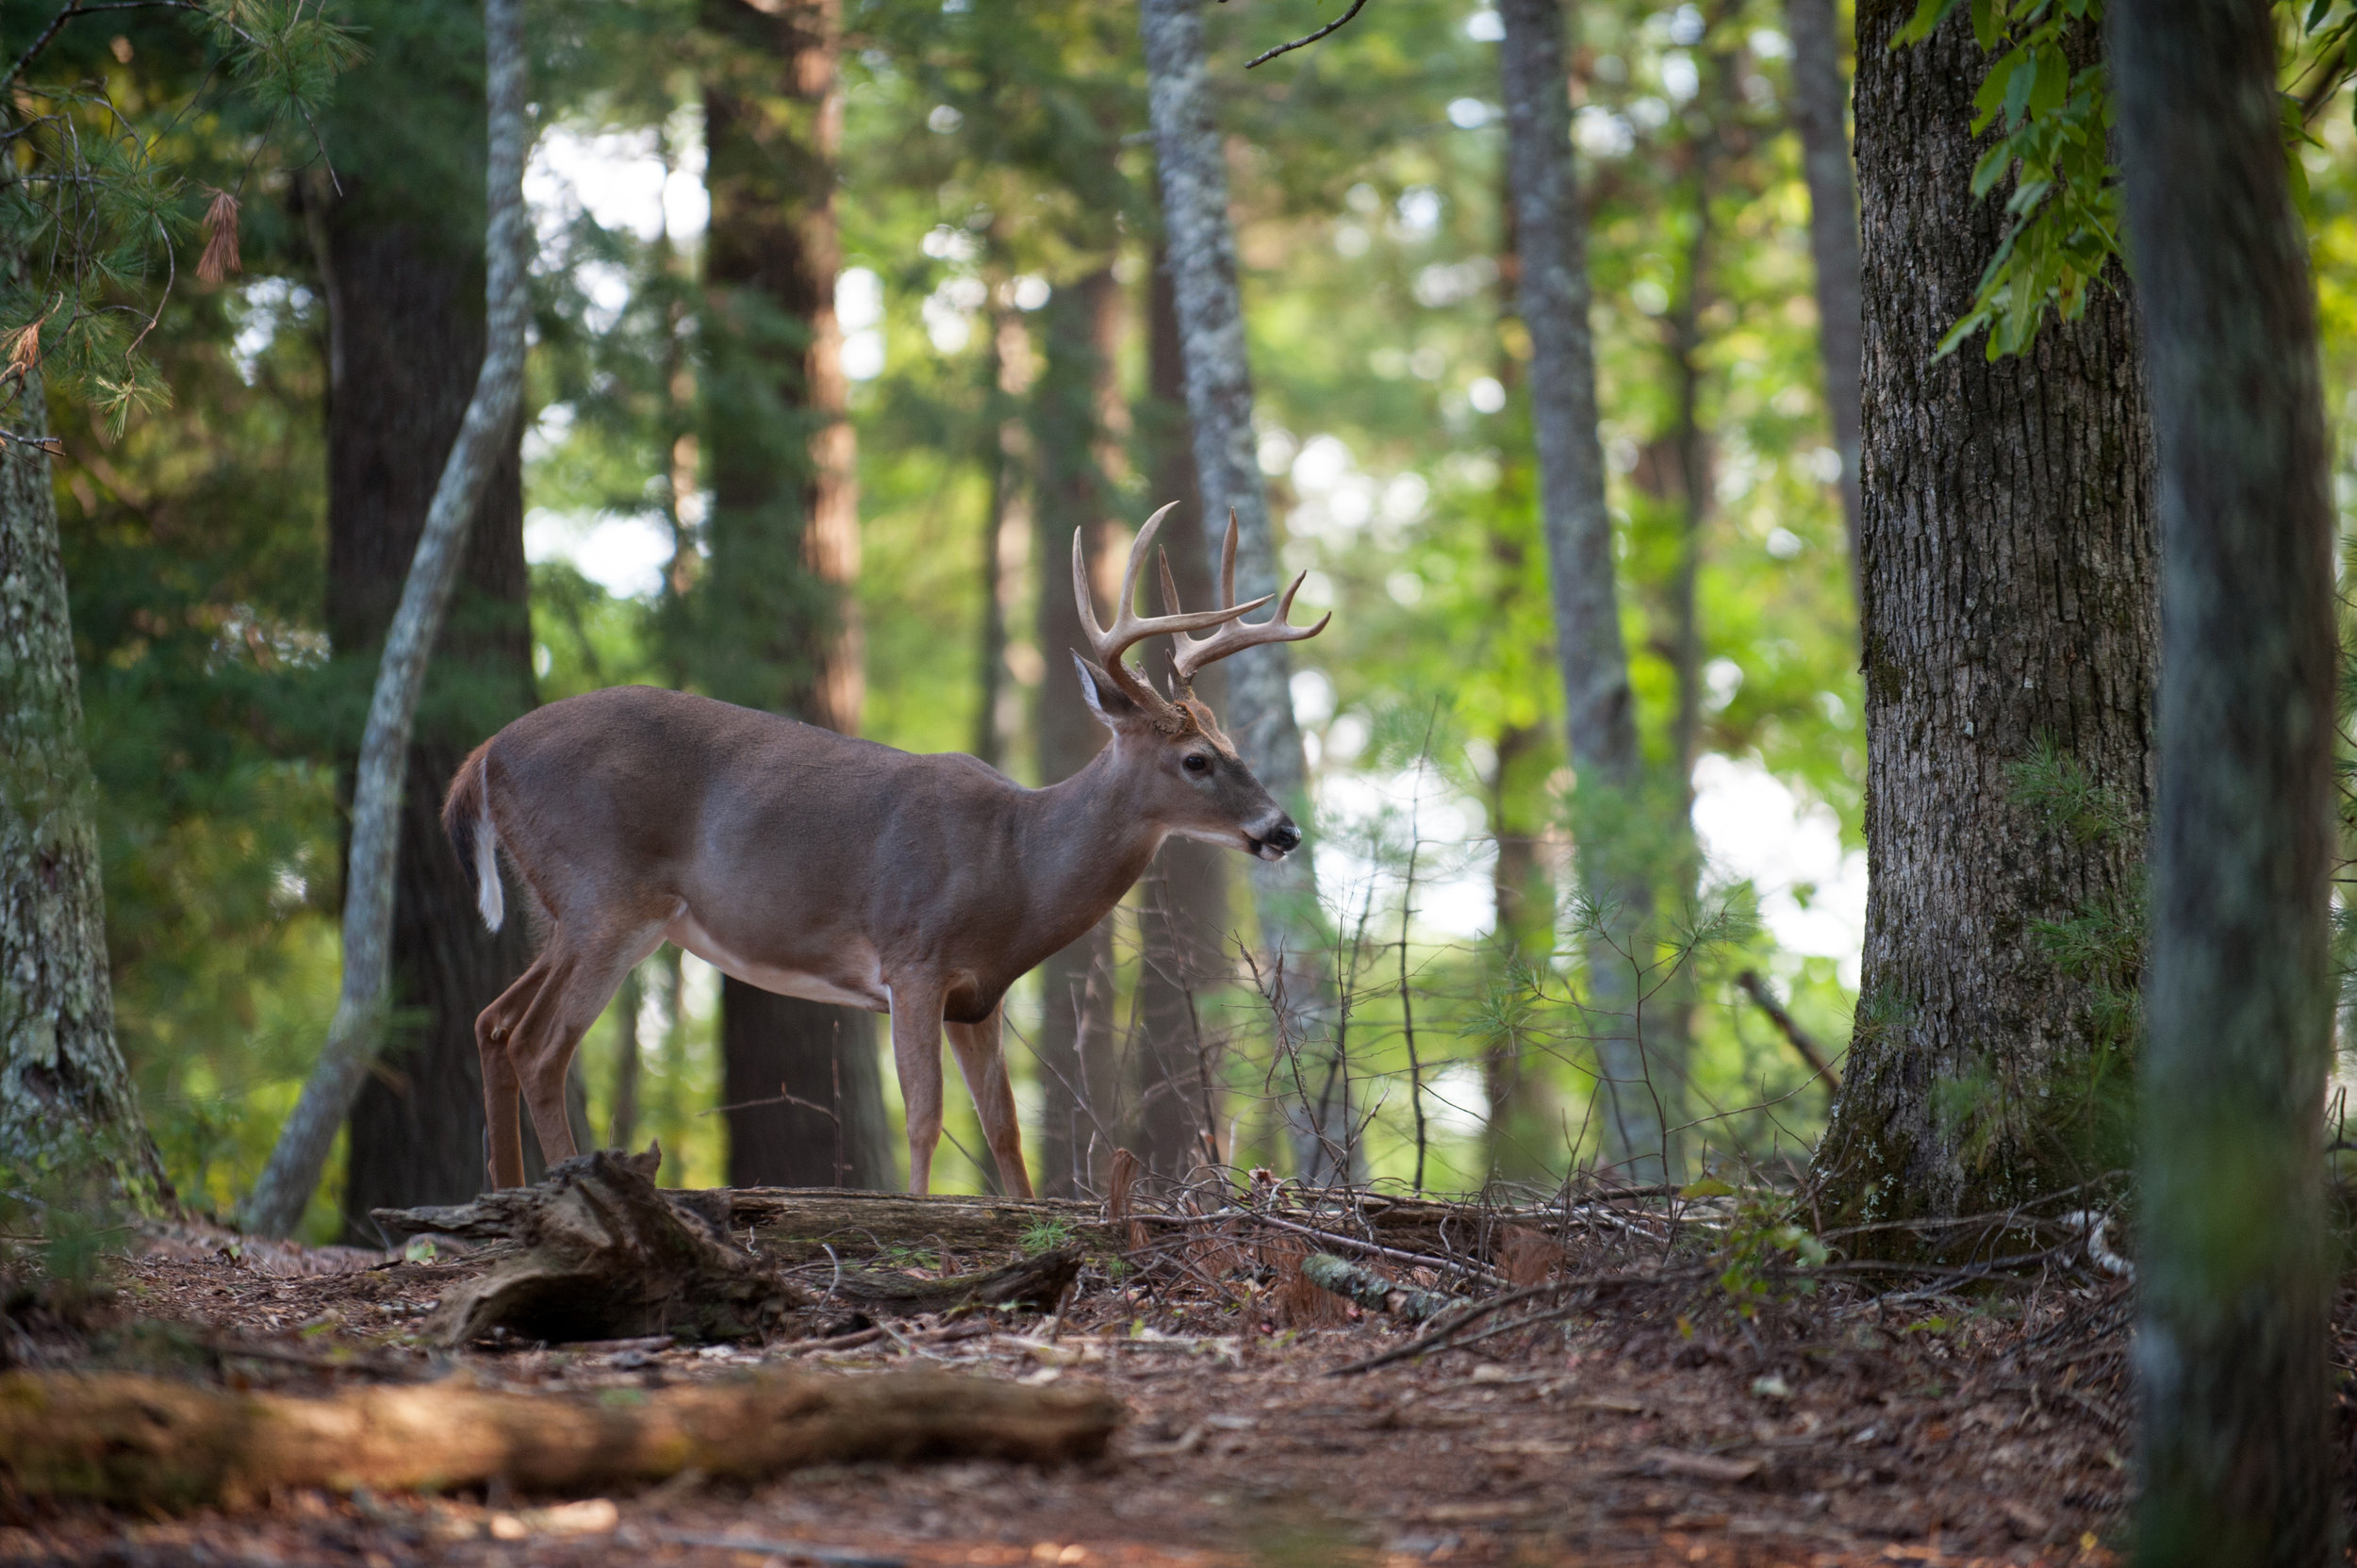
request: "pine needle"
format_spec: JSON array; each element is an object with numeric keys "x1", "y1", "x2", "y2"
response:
[{"x1": 198, "y1": 189, "x2": 241, "y2": 285}]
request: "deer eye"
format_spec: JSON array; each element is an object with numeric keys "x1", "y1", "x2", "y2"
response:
[{"x1": 1182, "y1": 753, "x2": 1211, "y2": 776}]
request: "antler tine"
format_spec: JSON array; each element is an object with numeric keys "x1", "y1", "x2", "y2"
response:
[
  {"x1": 1168, "y1": 510, "x2": 1333, "y2": 686},
  {"x1": 1077, "y1": 502, "x2": 1274, "y2": 718}
]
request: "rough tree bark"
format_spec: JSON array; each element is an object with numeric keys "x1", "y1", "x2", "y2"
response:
[
  {"x1": 1139, "y1": 0, "x2": 1350, "y2": 1182},
  {"x1": 1030, "y1": 269, "x2": 1125, "y2": 1198},
  {"x1": 1810, "y1": 3, "x2": 2156, "y2": 1236},
  {"x1": 1784, "y1": 0, "x2": 1864, "y2": 576},
  {"x1": 245, "y1": 0, "x2": 532, "y2": 1238},
  {"x1": 2115, "y1": 2, "x2": 2336, "y2": 1559},
  {"x1": 1131, "y1": 249, "x2": 1230, "y2": 1180},
  {"x1": 697, "y1": 0, "x2": 891, "y2": 1190},
  {"x1": 0, "y1": 341, "x2": 165, "y2": 1203},
  {"x1": 1496, "y1": 0, "x2": 1666, "y2": 1183}
]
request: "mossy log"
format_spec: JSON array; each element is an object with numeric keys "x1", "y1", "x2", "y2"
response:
[
  {"x1": 0, "y1": 1368, "x2": 1123, "y2": 1509},
  {"x1": 1299, "y1": 1253, "x2": 1464, "y2": 1324}
]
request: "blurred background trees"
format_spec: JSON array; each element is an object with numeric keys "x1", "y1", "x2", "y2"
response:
[{"x1": 52, "y1": 0, "x2": 2357, "y2": 1235}]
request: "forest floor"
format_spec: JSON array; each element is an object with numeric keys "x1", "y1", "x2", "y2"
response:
[{"x1": 1, "y1": 1192, "x2": 2332, "y2": 1568}]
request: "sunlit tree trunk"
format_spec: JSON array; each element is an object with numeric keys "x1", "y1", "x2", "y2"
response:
[
  {"x1": 1482, "y1": 204, "x2": 1558, "y2": 1185},
  {"x1": 0, "y1": 339, "x2": 165, "y2": 1204},
  {"x1": 1140, "y1": 0, "x2": 1352, "y2": 1182},
  {"x1": 246, "y1": 0, "x2": 536, "y2": 1238},
  {"x1": 699, "y1": 0, "x2": 891, "y2": 1189},
  {"x1": 1496, "y1": 0, "x2": 1666, "y2": 1184},
  {"x1": 1030, "y1": 269, "x2": 1125, "y2": 1198},
  {"x1": 1811, "y1": 5, "x2": 2156, "y2": 1238},
  {"x1": 2115, "y1": 2, "x2": 2335, "y2": 1558},
  {"x1": 1784, "y1": 0, "x2": 1863, "y2": 579},
  {"x1": 1132, "y1": 248, "x2": 1230, "y2": 1180}
]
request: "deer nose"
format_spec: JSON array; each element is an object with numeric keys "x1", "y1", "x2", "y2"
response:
[{"x1": 1264, "y1": 819, "x2": 1301, "y2": 854}]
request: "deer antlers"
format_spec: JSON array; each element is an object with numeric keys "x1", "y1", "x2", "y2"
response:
[
  {"x1": 1159, "y1": 509, "x2": 1332, "y2": 691},
  {"x1": 1075, "y1": 502, "x2": 1274, "y2": 731}
]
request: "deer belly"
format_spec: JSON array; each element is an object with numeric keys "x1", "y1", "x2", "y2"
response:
[{"x1": 666, "y1": 911, "x2": 889, "y2": 1012}]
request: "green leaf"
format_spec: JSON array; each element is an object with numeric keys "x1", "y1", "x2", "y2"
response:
[
  {"x1": 1680, "y1": 1178, "x2": 1736, "y2": 1198},
  {"x1": 2309, "y1": 0, "x2": 2334, "y2": 32},
  {"x1": 2028, "y1": 45, "x2": 2069, "y2": 118},
  {"x1": 1895, "y1": 0, "x2": 1967, "y2": 45},
  {"x1": 1970, "y1": 141, "x2": 2015, "y2": 198},
  {"x1": 1970, "y1": 0, "x2": 2000, "y2": 50},
  {"x1": 2002, "y1": 52, "x2": 2038, "y2": 127}
]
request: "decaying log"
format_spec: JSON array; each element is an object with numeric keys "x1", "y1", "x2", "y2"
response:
[
  {"x1": 1300, "y1": 1252, "x2": 1464, "y2": 1324},
  {"x1": 0, "y1": 1367, "x2": 1123, "y2": 1509},
  {"x1": 372, "y1": 1151, "x2": 1081, "y2": 1346},
  {"x1": 379, "y1": 1149, "x2": 825, "y2": 1346}
]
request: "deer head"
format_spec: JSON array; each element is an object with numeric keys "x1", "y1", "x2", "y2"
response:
[{"x1": 1071, "y1": 502, "x2": 1331, "y2": 862}]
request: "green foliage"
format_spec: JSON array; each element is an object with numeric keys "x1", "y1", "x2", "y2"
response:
[
  {"x1": 2004, "y1": 733, "x2": 2138, "y2": 845},
  {"x1": 0, "y1": 0, "x2": 361, "y2": 433},
  {"x1": 1894, "y1": 0, "x2": 2118, "y2": 360},
  {"x1": 1019, "y1": 1215, "x2": 1079, "y2": 1254},
  {"x1": 1709, "y1": 1194, "x2": 1829, "y2": 1317}
]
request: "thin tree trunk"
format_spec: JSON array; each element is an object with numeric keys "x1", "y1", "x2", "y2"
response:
[
  {"x1": 1811, "y1": 5, "x2": 2156, "y2": 1236},
  {"x1": 1131, "y1": 248, "x2": 1230, "y2": 1180},
  {"x1": 2114, "y1": 3, "x2": 2335, "y2": 1557},
  {"x1": 244, "y1": 0, "x2": 532, "y2": 1238},
  {"x1": 698, "y1": 0, "x2": 891, "y2": 1190},
  {"x1": 973, "y1": 305, "x2": 1032, "y2": 771},
  {"x1": 1496, "y1": 0, "x2": 1665, "y2": 1184},
  {"x1": 321, "y1": 213, "x2": 537, "y2": 1242},
  {"x1": 1031, "y1": 269, "x2": 1125, "y2": 1199},
  {"x1": 0, "y1": 342, "x2": 166, "y2": 1203},
  {"x1": 1139, "y1": 0, "x2": 1350, "y2": 1183},
  {"x1": 1481, "y1": 199, "x2": 1556, "y2": 1183},
  {"x1": 607, "y1": 968, "x2": 642, "y2": 1151},
  {"x1": 1783, "y1": 0, "x2": 1863, "y2": 581}
]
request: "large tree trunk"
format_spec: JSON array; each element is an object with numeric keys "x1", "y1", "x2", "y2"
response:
[
  {"x1": 0, "y1": 341, "x2": 166, "y2": 1204},
  {"x1": 1139, "y1": 0, "x2": 1350, "y2": 1182},
  {"x1": 1030, "y1": 269, "x2": 1125, "y2": 1199},
  {"x1": 699, "y1": 0, "x2": 892, "y2": 1191},
  {"x1": 2115, "y1": 2, "x2": 2335, "y2": 1558},
  {"x1": 1496, "y1": 0, "x2": 1666, "y2": 1184},
  {"x1": 312, "y1": 5, "x2": 539, "y2": 1238},
  {"x1": 1810, "y1": 5, "x2": 2156, "y2": 1235},
  {"x1": 1130, "y1": 250, "x2": 1230, "y2": 1180},
  {"x1": 1784, "y1": 0, "x2": 1864, "y2": 577}
]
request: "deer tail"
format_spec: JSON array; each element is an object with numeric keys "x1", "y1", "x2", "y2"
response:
[{"x1": 443, "y1": 740, "x2": 505, "y2": 933}]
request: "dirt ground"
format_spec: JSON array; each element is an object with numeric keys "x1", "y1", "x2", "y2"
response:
[{"x1": 0, "y1": 1204, "x2": 2299, "y2": 1568}]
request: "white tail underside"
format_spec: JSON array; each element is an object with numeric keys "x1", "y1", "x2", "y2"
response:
[{"x1": 474, "y1": 817, "x2": 505, "y2": 932}]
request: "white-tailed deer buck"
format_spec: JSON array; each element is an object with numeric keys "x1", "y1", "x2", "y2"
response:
[{"x1": 445, "y1": 503, "x2": 1328, "y2": 1196}]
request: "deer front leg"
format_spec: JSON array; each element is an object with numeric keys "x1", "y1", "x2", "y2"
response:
[
  {"x1": 947, "y1": 1005, "x2": 1032, "y2": 1199},
  {"x1": 888, "y1": 981, "x2": 948, "y2": 1194}
]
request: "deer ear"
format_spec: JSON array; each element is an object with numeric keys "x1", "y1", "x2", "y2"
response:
[{"x1": 1073, "y1": 652, "x2": 1141, "y2": 729}]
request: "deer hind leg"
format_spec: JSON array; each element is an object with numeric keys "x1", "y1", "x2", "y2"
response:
[
  {"x1": 509, "y1": 906, "x2": 677, "y2": 1177},
  {"x1": 477, "y1": 957, "x2": 554, "y2": 1190},
  {"x1": 886, "y1": 980, "x2": 948, "y2": 1195},
  {"x1": 947, "y1": 1005, "x2": 1032, "y2": 1199}
]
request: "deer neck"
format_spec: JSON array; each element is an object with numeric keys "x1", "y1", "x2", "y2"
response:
[{"x1": 1021, "y1": 740, "x2": 1170, "y2": 948}]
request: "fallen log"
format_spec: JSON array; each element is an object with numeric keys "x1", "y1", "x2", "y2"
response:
[
  {"x1": 1299, "y1": 1252, "x2": 1464, "y2": 1324},
  {"x1": 822, "y1": 1249, "x2": 1080, "y2": 1316},
  {"x1": 0, "y1": 1367, "x2": 1123, "y2": 1509},
  {"x1": 721, "y1": 1188, "x2": 1116, "y2": 1265}
]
